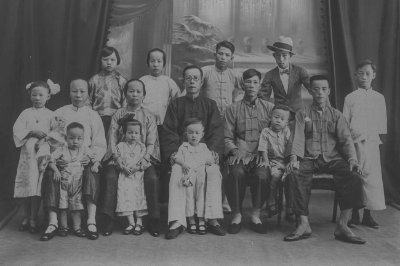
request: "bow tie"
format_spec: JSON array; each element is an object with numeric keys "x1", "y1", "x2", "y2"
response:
[{"x1": 279, "y1": 68, "x2": 289, "y2": 75}]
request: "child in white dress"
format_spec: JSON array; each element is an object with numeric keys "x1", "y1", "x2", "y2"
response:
[
  {"x1": 167, "y1": 118, "x2": 222, "y2": 238},
  {"x1": 114, "y1": 115, "x2": 149, "y2": 235},
  {"x1": 13, "y1": 80, "x2": 59, "y2": 233},
  {"x1": 343, "y1": 60, "x2": 387, "y2": 228}
]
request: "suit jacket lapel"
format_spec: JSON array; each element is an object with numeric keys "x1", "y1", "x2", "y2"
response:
[
  {"x1": 272, "y1": 67, "x2": 287, "y2": 97},
  {"x1": 287, "y1": 64, "x2": 296, "y2": 97}
]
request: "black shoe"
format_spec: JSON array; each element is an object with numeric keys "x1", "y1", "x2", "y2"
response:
[
  {"x1": 147, "y1": 218, "x2": 160, "y2": 237},
  {"x1": 40, "y1": 224, "x2": 58, "y2": 241},
  {"x1": 197, "y1": 224, "x2": 207, "y2": 235},
  {"x1": 361, "y1": 216, "x2": 379, "y2": 229},
  {"x1": 284, "y1": 232, "x2": 312, "y2": 242},
  {"x1": 58, "y1": 227, "x2": 69, "y2": 237},
  {"x1": 187, "y1": 224, "x2": 197, "y2": 234},
  {"x1": 29, "y1": 225, "x2": 40, "y2": 234},
  {"x1": 73, "y1": 228, "x2": 87, "y2": 238},
  {"x1": 133, "y1": 224, "x2": 145, "y2": 236},
  {"x1": 19, "y1": 222, "x2": 29, "y2": 232},
  {"x1": 250, "y1": 222, "x2": 267, "y2": 234},
  {"x1": 165, "y1": 225, "x2": 184, "y2": 240},
  {"x1": 103, "y1": 219, "x2": 114, "y2": 236},
  {"x1": 207, "y1": 223, "x2": 226, "y2": 236},
  {"x1": 87, "y1": 223, "x2": 99, "y2": 240},
  {"x1": 227, "y1": 223, "x2": 241, "y2": 234}
]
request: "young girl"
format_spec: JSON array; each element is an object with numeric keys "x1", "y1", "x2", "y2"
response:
[
  {"x1": 89, "y1": 46, "x2": 127, "y2": 134},
  {"x1": 13, "y1": 80, "x2": 59, "y2": 233},
  {"x1": 343, "y1": 60, "x2": 387, "y2": 228},
  {"x1": 139, "y1": 48, "x2": 181, "y2": 126},
  {"x1": 166, "y1": 118, "x2": 222, "y2": 239},
  {"x1": 114, "y1": 115, "x2": 149, "y2": 235},
  {"x1": 47, "y1": 122, "x2": 95, "y2": 238}
]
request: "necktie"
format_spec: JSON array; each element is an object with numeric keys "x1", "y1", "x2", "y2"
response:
[{"x1": 279, "y1": 68, "x2": 289, "y2": 75}]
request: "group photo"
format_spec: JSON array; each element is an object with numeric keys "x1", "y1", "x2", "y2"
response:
[{"x1": 0, "y1": 0, "x2": 399, "y2": 265}]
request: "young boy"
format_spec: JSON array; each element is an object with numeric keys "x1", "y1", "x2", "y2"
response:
[
  {"x1": 260, "y1": 36, "x2": 310, "y2": 112},
  {"x1": 201, "y1": 40, "x2": 244, "y2": 116},
  {"x1": 343, "y1": 59, "x2": 387, "y2": 228},
  {"x1": 48, "y1": 122, "x2": 99, "y2": 238},
  {"x1": 89, "y1": 46, "x2": 127, "y2": 134},
  {"x1": 140, "y1": 48, "x2": 182, "y2": 126},
  {"x1": 258, "y1": 105, "x2": 291, "y2": 217}
]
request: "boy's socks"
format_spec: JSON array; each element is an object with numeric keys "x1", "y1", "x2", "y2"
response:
[
  {"x1": 251, "y1": 208, "x2": 262, "y2": 224},
  {"x1": 231, "y1": 213, "x2": 242, "y2": 224}
]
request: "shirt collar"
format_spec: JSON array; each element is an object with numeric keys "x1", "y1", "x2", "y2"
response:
[
  {"x1": 99, "y1": 70, "x2": 119, "y2": 77},
  {"x1": 311, "y1": 102, "x2": 328, "y2": 112},
  {"x1": 243, "y1": 97, "x2": 259, "y2": 107},
  {"x1": 185, "y1": 94, "x2": 200, "y2": 102}
]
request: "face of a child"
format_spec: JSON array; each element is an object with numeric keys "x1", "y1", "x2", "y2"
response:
[
  {"x1": 125, "y1": 124, "x2": 141, "y2": 144},
  {"x1": 66, "y1": 127, "x2": 84, "y2": 150},
  {"x1": 244, "y1": 75, "x2": 261, "y2": 100},
  {"x1": 356, "y1": 64, "x2": 376, "y2": 89},
  {"x1": 310, "y1": 79, "x2": 330, "y2": 106},
  {"x1": 186, "y1": 123, "x2": 204, "y2": 146},
  {"x1": 273, "y1": 52, "x2": 291, "y2": 69},
  {"x1": 215, "y1": 47, "x2": 233, "y2": 70},
  {"x1": 270, "y1": 109, "x2": 290, "y2": 132},
  {"x1": 30, "y1": 86, "x2": 50, "y2": 108},
  {"x1": 183, "y1": 68, "x2": 202, "y2": 96},
  {"x1": 125, "y1": 81, "x2": 144, "y2": 106},
  {"x1": 101, "y1": 52, "x2": 118, "y2": 73},
  {"x1": 70, "y1": 80, "x2": 89, "y2": 107},
  {"x1": 148, "y1": 51, "x2": 164, "y2": 77}
]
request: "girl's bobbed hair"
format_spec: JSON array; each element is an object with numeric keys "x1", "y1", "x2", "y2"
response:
[{"x1": 101, "y1": 46, "x2": 121, "y2": 65}]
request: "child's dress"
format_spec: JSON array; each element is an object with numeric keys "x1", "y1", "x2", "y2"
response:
[
  {"x1": 343, "y1": 88, "x2": 387, "y2": 210},
  {"x1": 13, "y1": 107, "x2": 54, "y2": 198},
  {"x1": 115, "y1": 141, "x2": 148, "y2": 216},
  {"x1": 51, "y1": 145, "x2": 94, "y2": 211},
  {"x1": 168, "y1": 142, "x2": 223, "y2": 227}
]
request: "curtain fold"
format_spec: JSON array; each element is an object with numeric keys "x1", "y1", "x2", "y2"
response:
[
  {"x1": 0, "y1": 0, "x2": 112, "y2": 199},
  {"x1": 110, "y1": 0, "x2": 162, "y2": 26},
  {"x1": 329, "y1": 0, "x2": 400, "y2": 204}
]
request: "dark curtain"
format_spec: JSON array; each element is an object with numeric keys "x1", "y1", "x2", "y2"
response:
[
  {"x1": 0, "y1": 0, "x2": 112, "y2": 199},
  {"x1": 109, "y1": 0, "x2": 173, "y2": 78},
  {"x1": 329, "y1": 0, "x2": 400, "y2": 204}
]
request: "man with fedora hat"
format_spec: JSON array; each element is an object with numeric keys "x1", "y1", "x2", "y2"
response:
[{"x1": 260, "y1": 36, "x2": 310, "y2": 112}]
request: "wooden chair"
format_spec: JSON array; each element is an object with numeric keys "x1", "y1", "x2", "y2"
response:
[{"x1": 276, "y1": 173, "x2": 338, "y2": 227}]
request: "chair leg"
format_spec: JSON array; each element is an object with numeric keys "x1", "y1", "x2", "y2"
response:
[{"x1": 332, "y1": 193, "x2": 338, "y2": 223}]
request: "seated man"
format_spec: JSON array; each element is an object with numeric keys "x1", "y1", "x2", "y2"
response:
[
  {"x1": 286, "y1": 75, "x2": 365, "y2": 244},
  {"x1": 162, "y1": 65, "x2": 225, "y2": 239},
  {"x1": 224, "y1": 68, "x2": 274, "y2": 234}
]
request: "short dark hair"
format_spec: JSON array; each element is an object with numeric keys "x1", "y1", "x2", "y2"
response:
[
  {"x1": 356, "y1": 59, "x2": 376, "y2": 72},
  {"x1": 117, "y1": 114, "x2": 143, "y2": 134},
  {"x1": 147, "y1": 48, "x2": 167, "y2": 67},
  {"x1": 272, "y1": 104, "x2": 292, "y2": 114},
  {"x1": 27, "y1": 81, "x2": 50, "y2": 93},
  {"x1": 183, "y1": 117, "x2": 204, "y2": 130},
  {"x1": 243, "y1": 68, "x2": 261, "y2": 81},
  {"x1": 124, "y1": 79, "x2": 146, "y2": 97},
  {"x1": 216, "y1": 40, "x2": 235, "y2": 54},
  {"x1": 101, "y1": 46, "x2": 121, "y2": 65},
  {"x1": 66, "y1": 122, "x2": 84, "y2": 132},
  {"x1": 310, "y1": 75, "x2": 330, "y2": 87},
  {"x1": 182, "y1": 65, "x2": 203, "y2": 79}
]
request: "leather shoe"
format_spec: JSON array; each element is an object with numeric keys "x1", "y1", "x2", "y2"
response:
[
  {"x1": 284, "y1": 232, "x2": 312, "y2": 241},
  {"x1": 250, "y1": 222, "x2": 267, "y2": 234},
  {"x1": 361, "y1": 216, "x2": 379, "y2": 229},
  {"x1": 207, "y1": 223, "x2": 226, "y2": 236},
  {"x1": 147, "y1": 218, "x2": 160, "y2": 237},
  {"x1": 40, "y1": 224, "x2": 58, "y2": 241},
  {"x1": 86, "y1": 223, "x2": 99, "y2": 240},
  {"x1": 227, "y1": 223, "x2": 241, "y2": 234},
  {"x1": 103, "y1": 220, "x2": 114, "y2": 236},
  {"x1": 165, "y1": 226, "x2": 184, "y2": 240},
  {"x1": 334, "y1": 232, "x2": 366, "y2": 244},
  {"x1": 19, "y1": 223, "x2": 29, "y2": 232}
]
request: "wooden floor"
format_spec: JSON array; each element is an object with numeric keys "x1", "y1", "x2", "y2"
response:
[{"x1": 1, "y1": 190, "x2": 399, "y2": 266}]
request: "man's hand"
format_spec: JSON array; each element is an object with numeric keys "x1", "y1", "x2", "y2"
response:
[
  {"x1": 349, "y1": 159, "x2": 362, "y2": 175},
  {"x1": 91, "y1": 161, "x2": 101, "y2": 173},
  {"x1": 28, "y1": 130, "x2": 47, "y2": 139},
  {"x1": 230, "y1": 149, "x2": 246, "y2": 165},
  {"x1": 80, "y1": 155, "x2": 91, "y2": 166},
  {"x1": 287, "y1": 155, "x2": 299, "y2": 172},
  {"x1": 256, "y1": 155, "x2": 269, "y2": 168},
  {"x1": 53, "y1": 169, "x2": 61, "y2": 182}
]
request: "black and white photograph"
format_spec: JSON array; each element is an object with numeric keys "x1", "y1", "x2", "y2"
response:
[{"x1": 0, "y1": 0, "x2": 399, "y2": 265}]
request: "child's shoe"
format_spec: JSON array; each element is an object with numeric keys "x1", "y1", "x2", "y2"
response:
[
  {"x1": 73, "y1": 228, "x2": 87, "y2": 237},
  {"x1": 58, "y1": 227, "x2": 69, "y2": 237},
  {"x1": 133, "y1": 224, "x2": 145, "y2": 235}
]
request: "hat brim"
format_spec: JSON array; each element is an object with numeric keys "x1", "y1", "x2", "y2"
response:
[{"x1": 267, "y1": 45, "x2": 295, "y2": 55}]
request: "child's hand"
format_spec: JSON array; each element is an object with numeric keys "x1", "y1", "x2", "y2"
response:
[
  {"x1": 28, "y1": 130, "x2": 47, "y2": 139},
  {"x1": 81, "y1": 155, "x2": 91, "y2": 166},
  {"x1": 56, "y1": 157, "x2": 68, "y2": 169},
  {"x1": 53, "y1": 169, "x2": 61, "y2": 182},
  {"x1": 181, "y1": 163, "x2": 190, "y2": 175},
  {"x1": 91, "y1": 161, "x2": 101, "y2": 173},
  {"x1": 122, "y1": 166, "x2": 132, "y2": 176},
  {"x1": 205, "y1": 158, "x2": 214, "y2": 166},
  {"x1": 182, "y1": 175, "x2": 193, "y2": 187}
]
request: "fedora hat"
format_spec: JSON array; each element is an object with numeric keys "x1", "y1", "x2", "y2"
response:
[{"x1": 267, "y1": 36, "x2": 295, "y2": 55}]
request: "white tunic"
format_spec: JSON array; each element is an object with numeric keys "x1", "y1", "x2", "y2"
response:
[
  {"x1": 13, "y1": 107, "x2": 54, "y2": 197},
  {"x1": 343, "y1": 88, "x2": 387, "y2": 210},
  {"x1": 139, "y1": 75, "x2": 182, "y2": 125},
  {"x1": 55, "y1": 105, "x2": 107, "y2": 162}
]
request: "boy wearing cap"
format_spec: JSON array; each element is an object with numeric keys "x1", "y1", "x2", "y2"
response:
[{"x1": 260, "y1": 36, "x2": 310, "y2": 112}]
